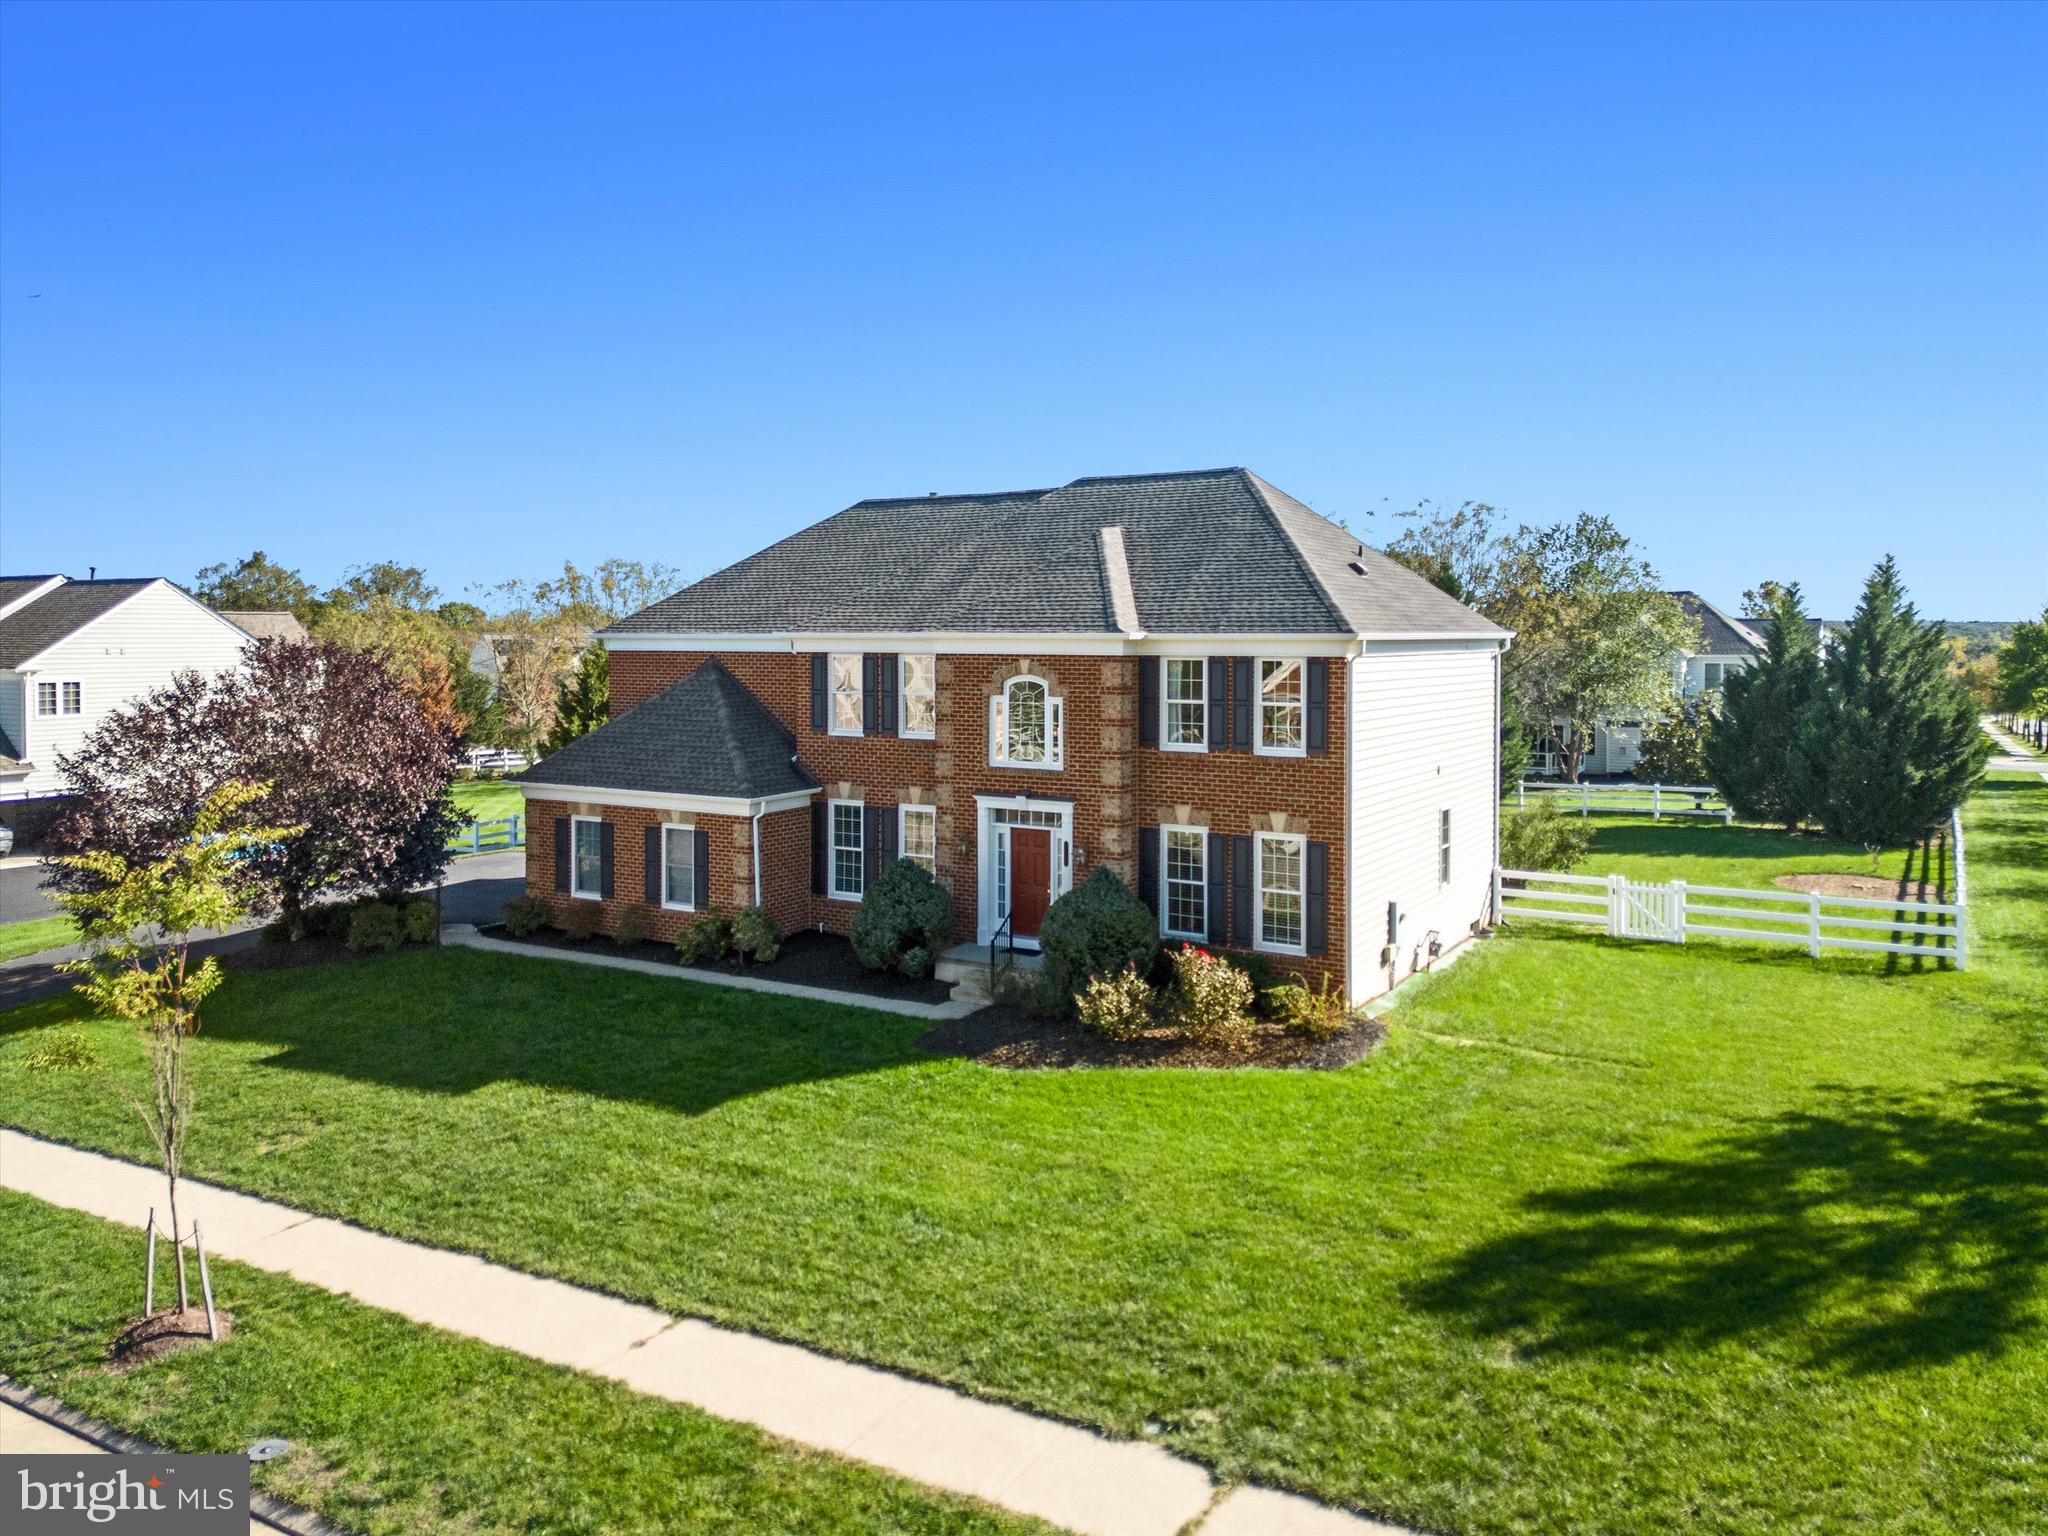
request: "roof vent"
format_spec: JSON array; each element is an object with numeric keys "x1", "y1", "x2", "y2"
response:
[{"x1": 1348, "y1": 560, "x2": 1367, "y2": 577}]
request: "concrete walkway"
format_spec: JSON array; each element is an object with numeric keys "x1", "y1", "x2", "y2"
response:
[
  {"x1": 445, "y1": 923, "x2": 981, "y2": 1022},
  {"x1": 0, "y1": 1129, "x2": 1409, "y2": 1536}
]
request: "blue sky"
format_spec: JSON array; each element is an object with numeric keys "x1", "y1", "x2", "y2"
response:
[{"x1": 2, "y1": 1, "x2": 2041, "y2": 618}]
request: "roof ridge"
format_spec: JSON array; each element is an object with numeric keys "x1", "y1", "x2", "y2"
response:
[
  {"x1": 1065, "y1": 466, "x2": 1244, "y2": 487},
  {"x1": 850, "y1": 488, "x2": 1055, "y2": 508},
  {"x1": 1236, "y1": 470, "x2": 1349, "y2": 633}
]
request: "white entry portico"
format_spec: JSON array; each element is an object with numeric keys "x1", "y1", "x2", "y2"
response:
[{"x1": 973, "y1": 793, "x2": 1075, "y2": 950}]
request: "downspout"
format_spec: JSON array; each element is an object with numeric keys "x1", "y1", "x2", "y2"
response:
[{"x1": 751, "y1": 806, "x2": 763, "y2": 908}]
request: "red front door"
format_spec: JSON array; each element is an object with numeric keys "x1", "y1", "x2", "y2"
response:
[{"x1": 1009, "y1": 828, "x2": 1052, "y2": 940}]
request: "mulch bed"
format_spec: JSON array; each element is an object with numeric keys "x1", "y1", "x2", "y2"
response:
[
  {"x1": 477, "y1": 926, "x2": 956, "y2": 1005},
  {"x1": 109, "y1": 1307, "x2": 233, "y2": 1369},
  {"x1": 1771, "y1": 872, "x2": 1941, "y2": 902},
  {"x1": 918, "y1": 1005, "x2": 1386, "y2": 1070}
]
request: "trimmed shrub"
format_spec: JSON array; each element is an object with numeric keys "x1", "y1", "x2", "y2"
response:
[
  {"x1": 346, "y1": 901, "x2": 403, "y2": 954},
  {"x1": 1216, "y1": 949, "x2": 1283, "y2": 1016},
  {"x1": 558, "y1": 900, "x2": 602, "y2": 942},
  {"x1": 22, "y1": 1028, "x2": 102, "y2": 1073},
  {"x1": 851, "y1": 860, "x2": 953, "y2": 977},
  {"x1": 1076, "y1": 966, "x2": 1156, "y2": 1041},
  {"x1": 1499, "y1": 800, "x2": 1594, "y2": 874},
  {"x1": 675, "y1": 905, "x2": 732, "y2": 966},
  {"x1": 503, "y1": 897, "x2": 547, "y2": 936},
  {"x1": 731, "y1": 905, "x2": 782, "y2": 964},
  {"x1": 1038, "y1": 868, "x2": 1159, "y2": 1008},
  {"x1": 1163, "y1": 943, "x2": 1255, "y2": 1051},
  {"x1": 1268, "y1": 971, "x2": 1351, "y2": 1042},
  {"x1": 612, "y1": 904, "x2": 646, "y2": 948},
  {"x1": 401, "y1": 899, "x2": 439, "y2": 944}
]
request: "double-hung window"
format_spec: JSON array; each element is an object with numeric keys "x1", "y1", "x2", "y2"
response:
[
  {"x1": 1162, "y1": 826, "x2": 1206, "y2": 939},
  {"x1": 1163, "y1": 658, "x2": 1206, "y2": 749},
  {"x1": 61, "y1": 682, "x2": 81, "y2": 715},
  {"x1": 1256, "y1": 833, "x2": 1306, "y2": 954},
  {"x1": 829, "y1": 655, "x2": 864, "y2": 736},
  {"x1": 571, "y1": 816, "x2": 604, "y2": 900},
  {"x1": 1257, "y1": 659, "x2": 1305, "y2": 755},
  {"x1": 900, "y1": 654, "x2": 937, "y2": 738},
  {"x1": 830, "y1": 800, "x2": 865, "y2": 899},
  {"x1": 901, "y1": 804, "x2": 937, "y2": 875},
  {"x1": 1702, "y1": 661, "x2": 1725, "y2": 691},
  {"x1": 990, "y1": 676, "x2": 1063, "y2": 770},
  {"x1": 662, "y1": 824, "x2": 697, "y2": 910},
  {"x1": 35, "y1": 682, "x2": 58, "y2": 716},
  {"x1": 1438, "y1": 809, "x2": 1452, "y2": 886}
]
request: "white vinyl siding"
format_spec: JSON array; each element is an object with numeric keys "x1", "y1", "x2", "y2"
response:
[
  {"x1": 1349, "y1": 640, "x2": 1501, "y2": 1003},
  {"x1": 5, "y1": 581, "x2": 250, "y2": 800},
  {"x1": 570, "y1": 816, "x2": 604, "y2": 899}
]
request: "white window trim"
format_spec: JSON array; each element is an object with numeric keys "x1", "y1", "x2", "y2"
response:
[
  {"x1": 59, "y1": 681, "x2": 82, "y2": 715},
  {"x1": 1160, "y1": 823, "x2": 1208, "y2": 941},
  {"x1": 989, "y1": 676, "x2": 1064, "y2": 771},
  {"x1": 1253, "y1": 657, "x2": 1307, "y2": 759},
  {"x1": 1439, "y1": 808, "x2": 1452, "y2": 887},
  {"x1": 34, "y1": 681, "x2": 61, "y2": 717},
  {"x1": 828, "y1": 797, "x2": 865, "y2": 902},
  {"x1": 660, "y1": 822, "x2": 698, "y2": 912},
  {"x1": 569, "y1": 814, "x2": 605, "y2": 902},
  {"x1": 1254, "y1": 830, "x2": 1308, "y2": 956},
  {"x1": 899, "y1": 653, "x2": 937, "y2": 740},
  {"x1": 828, "y1": 654, "x2": 865, "y2": 738},
  {"x1": 900, "y1": 803, "x2": 938, "y2": 873},
  {"x1": 1160, "y1": 657, "x2": 1208, "y2": 754}
]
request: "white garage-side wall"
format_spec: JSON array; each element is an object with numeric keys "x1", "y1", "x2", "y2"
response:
[
  {"x1": 1346, "y1": 638, "x2": 1502, "y2": 1003},
  {"x1": 9, "y1": 583, "x2": 250, "y2": 799}
]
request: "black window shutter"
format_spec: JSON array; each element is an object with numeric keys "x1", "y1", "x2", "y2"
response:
[
  {"x1": 645, "y1": 825, "x2": 662, "y2": 905},
  {"x1": 1206, "y1": 832, "x2": 1228, "y2": 944},
  {"x1": 599, "y1": 821, "x2": 616, "y2": 900},
  {"x1": 810, "y1": 654, "x2": 828, "y2": 733},
  {"x1": 1207, "y1": 658, "x2": 1228, "y2": 750},
  {"x1": 695, "y1": 826, "x2": 711, "y2": 908},
  {"x1": 862, "y1": 655, "x2": 881, "y2": 735},
  {"x1": 554, "y1": 817, "x2": 571, "y2": 893},
  {"x1": 1138, "y1": 827, "x2": 1159, "y2": 918},
  {"x1": 1138, "y1": 658, "x2": 1159, "y2": 748},
  {"x1": 1307, "y1": 659, "x2": 1330, "y2": 755},
  {"x1": 864, "y1": 804, "x2": 887, "y2": 887},
  {"x1": 1231, "y1": 657, "x2": 1254, "y2": 752},
  {"x1": 1307, "y1": 840, "x2": 1330, "y2": 956},
  {"x1": 878, "y1": 654, "x2": 900, "y2": 737},
  {"x1": 1231, "y1": 834, "x2": 1253, "y2": 943},
  {"x1": 811, "y1": 802, "x2": 827, "y2": 894}
]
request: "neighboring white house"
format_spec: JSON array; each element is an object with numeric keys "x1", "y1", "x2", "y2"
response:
[
  {"x1": 0, "y1": 575, "x2": 255, "y2": 834},
  {"x1": 1545, "y1": 591, "x2": 1765, "y2": 778}
]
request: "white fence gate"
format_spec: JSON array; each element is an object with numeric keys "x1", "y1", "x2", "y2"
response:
[{"x1": 1612, "y1": 876, "x2": 1684, "y2": 941}]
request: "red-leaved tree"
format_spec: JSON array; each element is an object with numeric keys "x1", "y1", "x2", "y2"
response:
[{"x1": 48, "y1": 639, "x2": 462, "y2": 934}]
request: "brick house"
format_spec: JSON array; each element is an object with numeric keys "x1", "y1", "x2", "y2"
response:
[{"x1": 515, "y1": 467, "x2": 1509, "y2": 1003}]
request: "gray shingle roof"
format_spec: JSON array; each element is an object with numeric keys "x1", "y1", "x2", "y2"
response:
[
  {"x1": 608, "y1": 468, "x2": 1505, "y2": 639},
  {"x1": 0, "y1": 576, "x2": 62, "y2": 614},
  {"x1": 516, "y1": 659, "x2": 818, "y2": 802},
  {"x1": 1669, "y1": 592, "x2": 1764, "y2": 655},
  {"x1": 219, "y1": 610, "x2": 309, "y2": 643},
  {"x1": 0, "y1": 579, "x2": 156, "y2": 668}
]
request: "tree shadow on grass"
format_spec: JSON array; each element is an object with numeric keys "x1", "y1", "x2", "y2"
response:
[{"x1": 1414, "y1": 1080, "x2": 2048, "y2": 1374}]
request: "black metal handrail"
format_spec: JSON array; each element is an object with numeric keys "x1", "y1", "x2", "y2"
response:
[{"x1": 987, "y1": 911, "x2": 1014, "y2": 995}]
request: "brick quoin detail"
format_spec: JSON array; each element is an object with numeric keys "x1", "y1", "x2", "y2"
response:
[{"x1": 540, "y1": 650, "x2": 1348, "y2": 991}]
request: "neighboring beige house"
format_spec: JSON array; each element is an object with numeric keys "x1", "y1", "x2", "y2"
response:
[
  {"x1": 0, "y1": 574, "x2": 253, "y2": 836},
  {"x1": 216, "y1": 609, "x2": 310, "y2": 643}
]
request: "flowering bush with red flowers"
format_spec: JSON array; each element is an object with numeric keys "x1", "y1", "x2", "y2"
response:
[{"x1": 1165, "y1": 942, "x2": 1255, "y2": 1050}]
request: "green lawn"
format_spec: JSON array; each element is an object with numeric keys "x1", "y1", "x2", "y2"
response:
[
  {"x1": 1573, "y1": 811, "x2": 1927, "y2": 889},
  {"x1": 0, "y1": 1192, "x2": 1045, "y2": 1536},
  {"x1": 2, "y1": 778, "x2": 2042, "y2": 1534},
  {"x1": 451, "y1": 777, "x2": 524, "y2": 823},
  {"x1": 0, "y1": 913, "x2": 76, "y2": 962}
]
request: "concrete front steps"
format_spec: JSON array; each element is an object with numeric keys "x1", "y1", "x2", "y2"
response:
[{"x1": 935, "y1": 940, "x2": 1043, "y2": 1005}]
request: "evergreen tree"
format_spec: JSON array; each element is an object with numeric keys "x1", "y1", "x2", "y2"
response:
[
  {"x1": 1704, "y1": 583, "x2": 1824, "y2": 830},
  {"x1": 1499, "y1": 692, "x2": 1532, "y2": 793},
  {"x1": 542, "y1": 643, "x2": 609, "y2": 756},
  {"x1": 1801, "y1": 558, "x2": 1990, "y2": 846}
]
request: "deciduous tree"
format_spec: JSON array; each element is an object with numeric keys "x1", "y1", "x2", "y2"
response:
[{"x1": 190, "y1": 551, "x2": 317, "y2": 620}]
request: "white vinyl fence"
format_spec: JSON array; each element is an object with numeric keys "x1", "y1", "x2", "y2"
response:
[
  {"x1": 1492, "y1": 809, "x2": 1967, "y2": 967},
  {"x1": 1513, "y1": 777, "x2": 1732, "y2": 822}
]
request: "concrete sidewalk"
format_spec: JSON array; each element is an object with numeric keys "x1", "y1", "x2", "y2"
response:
[{"x1": 0, "y1": 1128, "x2": 1410, "y2": 1536}]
